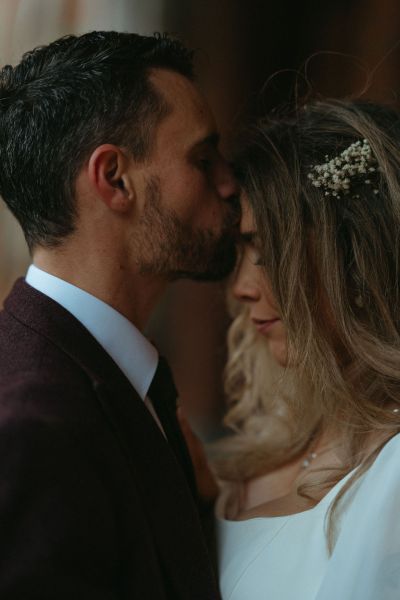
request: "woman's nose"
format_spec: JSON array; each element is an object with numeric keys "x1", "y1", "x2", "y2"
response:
[{"x1": 232, "y1": 272, "x2": 261, "y2": 304}]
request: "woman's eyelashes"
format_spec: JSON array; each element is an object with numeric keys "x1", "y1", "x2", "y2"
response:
[
  {"x1": 249, "y1": 247, "x2": 264, "y2": 266},
  {"x1": 236, "y1": 241, "x2": 264, "y2": 267},
  {"x1": 241, "y1": 235, "x2": 264, "y2": 266}
]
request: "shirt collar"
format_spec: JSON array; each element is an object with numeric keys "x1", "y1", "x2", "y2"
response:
[{"x1": 25, "y1": 264, "x2": 158, "y2": 400}]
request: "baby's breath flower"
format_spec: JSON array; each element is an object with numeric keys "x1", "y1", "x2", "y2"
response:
[{"x1": 308, "y1": 139, "x2": 378, "y2": 199}]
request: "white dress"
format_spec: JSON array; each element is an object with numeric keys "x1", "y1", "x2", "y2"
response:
[{"x1": 218, "y1": 432, "x2": 400, "y2": 600}]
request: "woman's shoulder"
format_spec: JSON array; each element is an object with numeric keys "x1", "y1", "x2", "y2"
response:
[
  {"x1": 356, "y1": 430, "x2": 400, "y2": 497},
  {"x1": 314, "y1": 432, "x2": 400, "y2": 599},
  {"x1": 335, "y1": 431, "x2": 400, "y2": 520},
  {"x1": 360, "y1": 431, "x2": 400, "y2": 489}
]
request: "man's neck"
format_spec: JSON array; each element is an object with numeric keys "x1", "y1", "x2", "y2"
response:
[{"x1": 32, "y1": 249, "x2": 166, "y2": 331}]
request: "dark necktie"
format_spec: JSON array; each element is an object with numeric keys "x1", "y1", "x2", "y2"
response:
[{"x1": 148, "y1": 356, "x2": 197, "y2": 499}]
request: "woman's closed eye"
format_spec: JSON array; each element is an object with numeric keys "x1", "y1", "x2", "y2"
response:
[
  {"x1": 248, "y1": 246, "x2": 264, "y2": 266},
  {"x1": 238, "y1": 232, "x2": 264, "y2": 266}
]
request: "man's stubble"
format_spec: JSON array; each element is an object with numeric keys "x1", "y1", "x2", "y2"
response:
[{"x1": 132, "y1": 176, "x2": 238, "y2": 282}]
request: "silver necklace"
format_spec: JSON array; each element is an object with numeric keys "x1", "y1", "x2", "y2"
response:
[{"x1": 302, "y1": 451, "x2": 318, "y2": 469}]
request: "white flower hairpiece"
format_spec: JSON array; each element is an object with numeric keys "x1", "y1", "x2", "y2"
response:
[{"x1": 307, "y1": 139, "x2": 379, "y2": 198}]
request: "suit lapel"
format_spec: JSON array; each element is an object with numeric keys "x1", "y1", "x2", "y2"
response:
[{"x1": 4, "y1": 279, "x2": 219, "y2": 599}]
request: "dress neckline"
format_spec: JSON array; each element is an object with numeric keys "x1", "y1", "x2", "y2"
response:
[
  {"x1": 218, "y1": 464, "x2": 358, "y2": 525},
  {"x1": 219, "y1": 431, "x2": 400, "y2": 524}
]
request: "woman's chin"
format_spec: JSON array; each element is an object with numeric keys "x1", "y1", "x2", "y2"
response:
[{"x1": 267, "y1": 338, "x2": 288, "y2": 367}]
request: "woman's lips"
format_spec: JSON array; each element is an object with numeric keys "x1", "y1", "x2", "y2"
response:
[{"x1": 252, "y1": 318, "x2": 280, "y2": 334}]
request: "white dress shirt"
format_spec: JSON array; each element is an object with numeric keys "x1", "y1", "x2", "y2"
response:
[{"x1": 26, "y1": 264, "x2": 165, "y2": 435}]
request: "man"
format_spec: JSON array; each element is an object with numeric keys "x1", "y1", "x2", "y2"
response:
[{"x1": 0, "y1": 32, "x2": 238, "y2": 599}]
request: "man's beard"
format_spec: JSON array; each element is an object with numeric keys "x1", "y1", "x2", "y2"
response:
[{"x1": 133, "y1": 177, "x2": 238, "y2": 281}]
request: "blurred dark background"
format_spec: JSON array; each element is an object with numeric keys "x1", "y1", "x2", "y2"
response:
[{"x1": 1, "y1": 0, "x2": 399, "y2": 436}]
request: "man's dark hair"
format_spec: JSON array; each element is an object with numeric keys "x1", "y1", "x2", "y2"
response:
[{"x1": 0, "y1": 31, "x2": 194, "y2": 249}]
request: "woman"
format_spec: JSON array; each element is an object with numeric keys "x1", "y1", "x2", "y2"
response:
[{"x1": 181, "y1": 99, "x2": 400, "y2": 599}]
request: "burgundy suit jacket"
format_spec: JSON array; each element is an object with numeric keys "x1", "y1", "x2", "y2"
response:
[{"x1": 0, "y1": 279, "x2": 219, "y2": 599}]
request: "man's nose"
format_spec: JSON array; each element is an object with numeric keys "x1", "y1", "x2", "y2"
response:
[{"x1": 216, "y1": 160, "x2": 240, "y2": 200}]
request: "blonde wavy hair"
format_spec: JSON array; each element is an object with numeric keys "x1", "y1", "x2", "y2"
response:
[{"x1": 212, "y1": 99, "x2": 400, "y2": 548}]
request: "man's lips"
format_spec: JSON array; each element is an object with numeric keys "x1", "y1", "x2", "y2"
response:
[{"x1": 251, "y1": 317, "x2": 280, "y2": 333}]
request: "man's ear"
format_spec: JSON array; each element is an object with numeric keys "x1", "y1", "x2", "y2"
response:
[{"x1": 87, "y1": 144, "x2": 135, "y2": 212}]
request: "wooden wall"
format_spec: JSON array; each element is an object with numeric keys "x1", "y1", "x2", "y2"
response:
[{"x1": 1, "y1": 0, "x2": 400, "y2": 435}]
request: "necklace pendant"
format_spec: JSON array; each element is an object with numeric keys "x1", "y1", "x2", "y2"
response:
[{"x1": 302, "y1": 451, "x2": 318, "y2": 469}]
